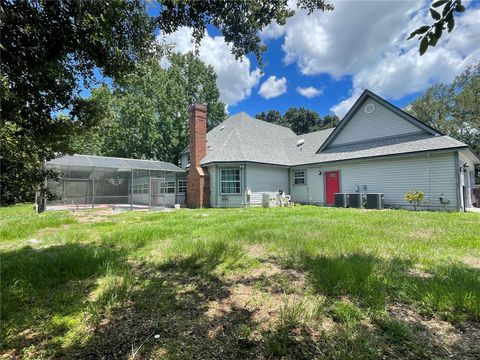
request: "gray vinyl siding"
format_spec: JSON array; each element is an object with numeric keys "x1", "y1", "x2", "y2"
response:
[
  {"x1": 181, "y1": 153, "x2": 189, "y2": 169},
  {"x1": 289, "y1": 167, "x2": 324, "y2": 204},
  {"x1": 290, "y1": 151, "x2": 458, "y2": 210},
  {"x1": 245, "y1": 164, "x2": 289, "y2": 206},
  {"x1": 208, "y1": 164, "x2": 246, "y2": 208},
  {"x1": 207, "y1": 163, "x2": 289, "y2": 207},
  {"x1": 331, "y1": 99, "x2": 423, "y2": 146},
  {"x1": 207, "y1": 165, "x2": 217, "y2": 207}
]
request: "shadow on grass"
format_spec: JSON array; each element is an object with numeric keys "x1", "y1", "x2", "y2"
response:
[
  {"x1": 263, "y1": 252, "x2": 480, "y2": 359},
  {"x1": 295, "y1": 252, "x2": 480, "y2": 321},
  {"x1": 65, "y1": 242, "x2": 260, "y2": 359},
  {"x1": 1, "y1": 240, "x2": 261, "y2": 358},
  {"x1": 2, "y1": 244, "x2": 479, "y2": 359},
  {"x1": 1, "y1": 243, "x2": 128, "y2": 356}
]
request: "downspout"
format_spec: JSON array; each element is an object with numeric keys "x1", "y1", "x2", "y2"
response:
[
  {"x1": 454, "y1": 151, "x2": 461, "y2": 211},
  {"x1": 288, "y1": 168, "x2": 291, "y2": 199},
  {"x1": 243, "y1": 164, "x2": 247, "y2": 207},
  {"x1": 217, "y1": 165, "x2": 221, "y2": 208}
]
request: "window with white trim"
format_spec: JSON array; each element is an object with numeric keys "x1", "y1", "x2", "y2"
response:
[
  {"x1": 220, "y1": 169, "x2": 241, "y2": 195},
  {"x1": 129, "y1": 183, "x2": 149, "y2": 194},
  {"x1": 178, "y1": 180, "x2": 187, "y2": 194},
  {"x1": 293, "y1": 170, "x2": 306, "y2": 185},
  {"x1": 165, "y1": 181, "x2": 175, "y2": 194}
]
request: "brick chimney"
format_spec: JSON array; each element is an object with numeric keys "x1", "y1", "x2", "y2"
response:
[{"x1": 187, "y1": 103, "x2": 210, "y2": 208}]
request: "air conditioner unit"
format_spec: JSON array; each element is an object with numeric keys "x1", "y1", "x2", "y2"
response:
[
  {"x1": 334, "y1": 193, "x2": 349, "y2": 208},
  {"x1": 365, "y1": 193, "x2": 384, "y2": 209},
  {"x1": 348, "y1": 193, "x2": 366, "y2": 208}
]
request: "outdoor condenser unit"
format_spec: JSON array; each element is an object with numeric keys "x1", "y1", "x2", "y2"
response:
[
  {"x1": 334, "y1": 193, "x2": 349, "y2": 208},
  {"x1": 365, "y1": 193, "x2": 384, "y2": 210},
  {"x1": 262, "y1": 193, "x2": 272, "y2": 208},
  {"x1": 348, "y1": 193, "x2": 366, "y2": 208}
]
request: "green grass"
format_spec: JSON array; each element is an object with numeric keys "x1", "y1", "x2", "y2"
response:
[{"x1": 1, "y1": 204, "x2": 479, "y2": 359}]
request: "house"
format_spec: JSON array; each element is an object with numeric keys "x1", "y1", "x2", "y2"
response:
[{"x1": 182, "y1": 90, "x2": 479, "y2": 211}]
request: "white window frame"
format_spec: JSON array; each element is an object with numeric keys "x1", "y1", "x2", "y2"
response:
[
  {"x1": 165, "y1": 181, "x2": 175, "y2": 194},
  {"x1": 293, "y1": 170, "x2": 306, "y2": 185},
  {"x1": 178, "y1": 180, "x2": 187, "y2": 194},
  {"x1": 220, "y1": 168, "x2": 241, "y2": 195}
]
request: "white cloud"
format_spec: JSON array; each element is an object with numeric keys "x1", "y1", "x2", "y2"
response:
[
  {"x1": 161, "y1": 27, "x2": 262, "y2": 106},
  {"x1": 296, "y1": 86, "x2": 323, "y2": 98},
  {"x1": 258, "y1": 76, "x2": 288, "y2": 99},
  {"x1": 272, "y1": 0, "x2": 480, "y2": 117},
  {"x1": 260, "y1": 21, "x2": 286, "y2": 40}
]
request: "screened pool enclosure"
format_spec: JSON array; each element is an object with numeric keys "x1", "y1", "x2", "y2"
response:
[{"x1": 45, "y1": 155, "x2": 186, "y2": 210}]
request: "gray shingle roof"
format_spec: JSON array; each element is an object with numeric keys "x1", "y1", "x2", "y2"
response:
[
  {"x1": 201, "y1": 112, "x2": 295, "y2": 166},
  {"x1": 290, "y1": 133, "x2": 467, "y2": 165},
  {"x1": 197, "y1": 112, "x2": 470, "y2": 166},
  {"x1": 46, "y1": 154, "x2": 185, "y2": 172}
]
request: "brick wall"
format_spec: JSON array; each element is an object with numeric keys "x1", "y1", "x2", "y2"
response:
[{"x1": 187, "y1": 103, "x2": 210, "y2": 208}]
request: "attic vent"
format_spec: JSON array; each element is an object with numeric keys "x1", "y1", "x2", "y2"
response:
[
  {"x1": 296, "y1": 139, "x2": 305, "y2": 147},
  {"x1": 220, "y1": 125, "x2": 226, "y2": 130},
  {"x1": 364, "y1": 103, "x2": 376, "y2": 114}
]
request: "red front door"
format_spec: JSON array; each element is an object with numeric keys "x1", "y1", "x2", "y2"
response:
[{"x1": 325, "y1": 171, "x2": 340, "y2": 206}]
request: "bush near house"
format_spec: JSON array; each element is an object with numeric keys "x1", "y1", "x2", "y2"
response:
[
  {"x1": 405, "y1": 190, "x2": 427, "y2": 211},
  {"x1": 1, "y1": 205, "x2": 479, "y2": 359}
]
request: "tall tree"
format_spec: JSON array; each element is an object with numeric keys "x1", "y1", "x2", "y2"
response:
[
  {"x1": 255, "y1": 110, "x2": 283, "y2": 126},
  {"x1": 167, "y1": 52, "x2": 226, "y2": 130},
  {"x1": 408, "y1": 62, "x2": 480, "y2": 157},
  {"x1": 0, "y1": 0, "x2": 333, "y2": 204},
  {"x1": 284, "y1": 107, "x2": 323, "y2": 135},
  {"x1": 322, "y1": 114, "x2": 340, "y2": 129},
  {"x1": 256, "y1": 108, "x2": 339, "y2": 134},
  {"x1": 74, "y1": 54, "x2": 226, "y2": 165}
]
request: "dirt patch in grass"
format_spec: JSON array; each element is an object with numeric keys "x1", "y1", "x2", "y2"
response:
[
  {"x1": 246, "y1": 244, "x2": 266, "y2": 259},
  {"x1": 461, "y1": 255, "x2": 480, "y2": 269},
  {"x1": 408, "y1": 228, "x2": 437, "y2": 240},
  {"x1": 72, "y1": 209, "x2": 114, "y2": 223},
  {"x1": 389, "y1": 303, "x2": 480, "y2": 359},
  {"x1": 407, "y1": 267, "x2": 433, "y2": 278}
]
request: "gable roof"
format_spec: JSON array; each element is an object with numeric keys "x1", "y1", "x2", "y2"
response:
[{"x1": 316, "y1": 89, "x2": 442, "y2": 153}]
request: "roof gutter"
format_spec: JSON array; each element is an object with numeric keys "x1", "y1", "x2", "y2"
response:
[{"x1": 296, "y1": 146, "x2": 468, "y2": 167}]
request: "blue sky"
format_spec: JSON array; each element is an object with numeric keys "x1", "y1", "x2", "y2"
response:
[
  {"x1": 80, "y1": 1, "x2": 479, "y2": 119},
  {"x1": 161, "y1": 0, "x2": 480, "y2": 120},
  {"x1": 234, "y1": 37, "x2": 357, "y2": 117}
]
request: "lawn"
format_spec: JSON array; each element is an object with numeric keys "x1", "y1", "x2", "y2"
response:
[{"x1": 1, "y1": 204, "x2": 479, "y2": 359}]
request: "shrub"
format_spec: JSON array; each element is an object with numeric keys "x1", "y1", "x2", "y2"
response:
[{"x1": 404, "y1": 190, "x2": 426, "y2": 211}]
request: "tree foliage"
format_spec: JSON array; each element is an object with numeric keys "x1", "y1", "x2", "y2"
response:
[
  {"x1": 156, "y1": 0, "x2": 333, "y2": 63},
  {"x1": 255, "y1": 110, "x2": 284, "y2": 126},
  {"x1": 74, "y1": 54, "x2": 227, "y2": 165},
  {"x1": 255, "y1": 108, "x2": 339, "y2": 135},
  {"x1": 409, "y1": 0, "x2": 466, "y2": 55},
  {"x1": 408, "y1": 62, "x2": 480, "y2": 156}
]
